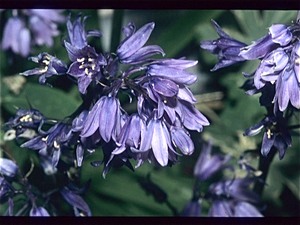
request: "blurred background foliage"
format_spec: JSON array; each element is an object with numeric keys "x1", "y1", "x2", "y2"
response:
[{"x1": 0, "y1": 10, "x2": 299, "y2": 216}]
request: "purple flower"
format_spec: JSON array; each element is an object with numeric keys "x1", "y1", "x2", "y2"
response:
[
  {"x1": 20, "y1": 135, "x2": 47, "y2": 153},
  {"x1": 26, "y1": 9, "x2": 65, "y2": 47},
  {"x1": 170, "y1": 126, "x2": 194, "y2": 155},
  {"x1": 4, "y1": 108, "x2": 45, "y2": 129},
  {"x1": 66, "y1": 13, "x2": 102, "y2": 49},
  {"x1": 138, "y1": 111, "x2": 178, "y2": 167},
  {"x1": 244, "y1": 113, "x2": 292, "y2": 160},
  {"x1": 248, "y1": 48, "x2": 289, "y2": 89},
  {"x1": 208, "y1": 200, "x2": 263, "y2": 217},
  {"x1": 200, "y1": 19, "x2": 247, "y2": 71},
  {"x1": 8, "y1": 198, "x2": 14, "y2": 216},
  {"x1": 141, "y1": 58, "x2": 209, "y2": 130},
  {"x1": 208, "y1": 200, "x2": 233, "y2": 217},
  {"x1": 30, "y1": 206, "x2": 50, "y2": 216},
  {"x1": 239, "y1": 24, "x2": 293, "y2": 60},
  {"x1": 39, "y1": 155, "x2": 58, "y2": 175},
  {"x1": 20, "y1": 52, "x2": 68, "y2": 86},
  {"x1": 193, "y1": 140, "x2": 232, "y2": 181},
  {"x1": 1, "y1": 10, "x2": 65, "y2": 57},
  {"x1": 274, "y1": 64, "x2": 300, "y2": 112},
  {"x1": 0, "y1": 177, "x2": 10, "y2": 200},
  {"x1": 65, "y1": 43, "x2": 107, "y2": 94},
  {"x1": 63, "y1": 13, "x2": 106, "y2": 93},
  {"x1": 3, "y1": 108, "x2": 45, "y2": 141},
  {"x1": 21, "y1": 122, "x2": 72, "y2": 166},
  {"x1": 234, "y1": 201, "x2": 263, "y2": 217},
  {"x1": 80, "y1": 96, "x2": 122, "y2": 143},
  {"x1": 294, "y1": 41, "x2": 300, "y2": 84},
  {"x1": 180, "y1": 100, "x2": 210, "y2": 132},
  {"x1": 142, "y1": 77, "x2": 179, "y2": 120},
  {"x1": 71, "y1": 110, "x2": 101, "y2": 167},
  {"x1": 273, "y1": 42, "x2": 300, "y2": 112},
  {"x1": 111, "y1": 114, "x2": 146, "y2": 155},
  {"x1": 117, "y1": 57, "x2": 209, "y2": 167},
  {"x1": 60, "y1": 187, "x2": 91, "y2": 216},
  {"x1": 208, "y1": 177, "x2": 263, "y2": 217},
  {"x1": 147, "y1": 58, "x2": 198, "y2": 85},
  {"x1": 149, "y1": 77, "x2": 179, "y2": 97},
  {"x1": 1, "y1": 16, "x2": 30, "y2": 57},
  {"x1": 71, "y1": 110, "x2": 89, "y2": 132},
  {"x1": 209, "y1": 178, "x2": 261, "y2": 204},
  {"x1": 181, "y1": 200, "x2": 202, "y2": 217},
  {"x1": 202, "y1": 17, "x2": 298, "y2": 116},
  {"x1": 241, "y1": 38, "x2": 299, "y2": 113},
  {"x1": 0, "y1": 158, "x2": 19, "y2": 177},
  {"x1": 116, "y1": 22, "x2": 165, "y2": 64}
]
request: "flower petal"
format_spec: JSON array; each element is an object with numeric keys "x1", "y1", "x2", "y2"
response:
[
  {"x1": 30, "y1": 206, "x2": 50, "y2": 216},
  {"x1": 0, "y1": 158, "x2": 19, "y2": 177},
  {"x1": 148, "y1": 65, "x2": 197, "y2": 85},
  {"x1": 151, "y1": 120, "x2": 169, "y2": 166},
  {"x1": 208, "y1": 200, "x2": 233, "y2": 217},
  {"x1": 234, "y1": 201, "x2": 263, "y2": 217},
  {"x1": 81, "y1": 98, "x2": 103, "y2": 137},
  {"x1": 99, "y1": 97, "x2": 118, "y2": 142},
  {"x1": 170, "y1": 127, "x2": 194, "y2": 155},
  {"x1": 117, "y1": 22, "x2": 155, "y2": 60},
  {"x1": 60, "y1": 187, "x2": 91, "y2": 216},
  {"x1": 261, "y1": 132, "x2": 275, "y2": 157},
  {"x1": 150, "y1": 77, "x2": 179, "y2": 97}
]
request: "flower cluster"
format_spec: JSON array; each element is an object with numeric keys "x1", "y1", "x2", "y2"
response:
[
  {"x1": 181, "y1": 140, "x2": 263, "y2": 217},
  {"x1": 244, "y1": 112, "x2": 292, "y2": 160},
  {"x1": 1, "y1": 10, "x2": 65, "y2": 57},
  {"x1": 200, "y1": 19, "x2": 247, "y2": 71},
  {"x1": 7, "y1": 13, "x2": 209, "y2": 179},
  {"x1": 200, "y1": 16, "x2": 300, "y2": 160},
  {"x1": 2, "y1": 12, "x2": 210, "y2": 216},
  {"x1": 201, "y1": 18, "x2": 300, "y2": 114},
  {"x1": 0, "y1": 157, "x2": 91, "y2": 216},
  {"x1": 1, "y1": 108, "x2": 91, "y2": 216}
]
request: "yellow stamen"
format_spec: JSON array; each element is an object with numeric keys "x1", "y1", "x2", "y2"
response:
[
  {"x1": 42, "y1": 136, "x2": 48, "y2": 142},
  {"x1": 54, "y1": 141, "x2": 60, "y2": 149},
  {"x1": 85, "y1": 68, "x2": 89, "y2": 75},
  {"x1": 40, "y1": 66, "x2": 48, "y2": 73},
  {"x1": 20, "y1": 114, "x2": 31, "y2": 122},
  {"x1": 267, "y1": 128, "x2": 272, "y2": 139},
  {"x1": 42, "y1": 60, "x2": 50, "y2": 65},
  {"x1": 44, "y1": 55, "x2": 51, "y2": 60},
  {"x1": 77, "y1": 57, "x2": 85, "y2": 63}
]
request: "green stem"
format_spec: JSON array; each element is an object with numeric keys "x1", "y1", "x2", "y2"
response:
[
  {"x1": 253, "y1": 146, "x2": 277, "y2": 196},
  {"x1": 110, "y1": 10, "x2": 124, "y2": 53}
]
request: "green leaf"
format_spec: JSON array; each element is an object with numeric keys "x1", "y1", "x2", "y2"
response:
[
  {"x1": 262, "y1": 10, "x2": 297, "y2": 28},
  {"x1": 155, "y1": 10, "x2": 223, "y2": 58},
  {"x1": 1, "y1": 83, "x2": 81, "y2": 120},
  {"x1": 202, "y1": 61, "x2": 265, "y2": 157},
  {"x1": 232, "y1": 10, "x2": 298, "y2": 43},
  {"x1": 80, "y1": 150, "x2": 194, "y2": 216}
]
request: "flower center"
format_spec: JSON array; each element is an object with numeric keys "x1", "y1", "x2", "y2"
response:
[
  {"x1": 39, "y1": 54, "x2": 51, "y2": 73},
  {"x1": 77, "y1": 52, "x2": 97, "y2": 78},
  {"x1": 19, "y1": 114, "x2": 33, "y2": 122},
  {"x1": 266, "y1": 122, "x2": 277, "y2": 139}
]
